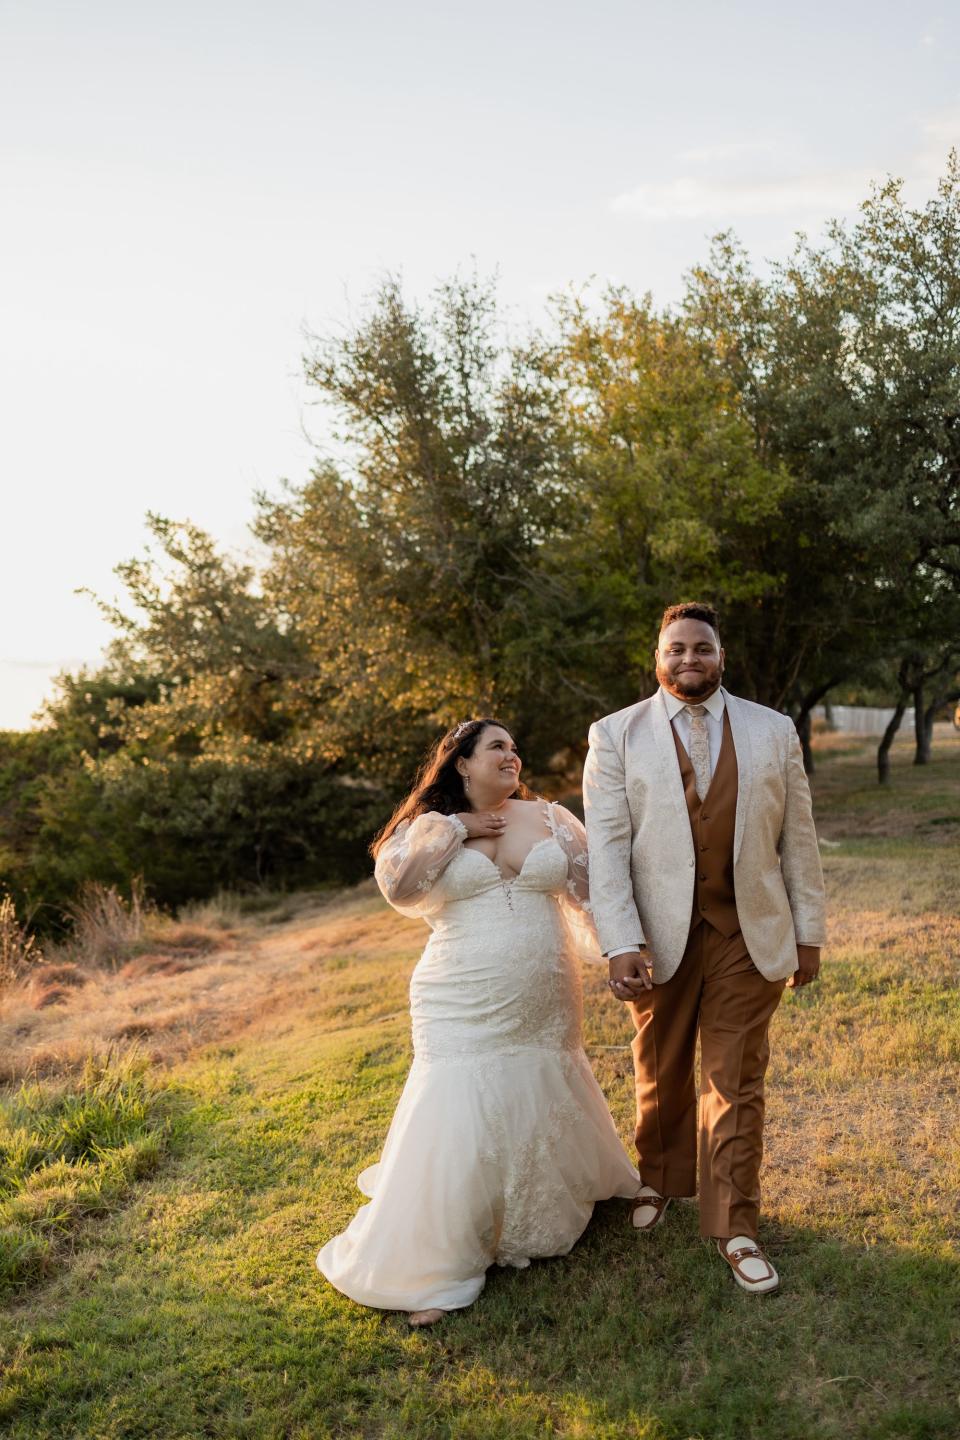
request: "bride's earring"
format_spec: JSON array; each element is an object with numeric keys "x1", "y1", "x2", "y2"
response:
[{"x1": 463, "y1": 773, "x2": 471, "y2": 797}]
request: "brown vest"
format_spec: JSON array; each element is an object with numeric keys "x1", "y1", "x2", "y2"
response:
[{"x1": 672, "y1": 708, "x2": 740, "y2": 938}]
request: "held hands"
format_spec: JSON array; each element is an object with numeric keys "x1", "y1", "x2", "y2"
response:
[
  {"x1": 787, "y1": 944, "x2": 821, "y2": 989},
  {"x1": 608, "y1": 949, "x2": 654, "y2": 1001},
  {"x1": 457, "y1": 810, "x2": 508, "y2": 840}
]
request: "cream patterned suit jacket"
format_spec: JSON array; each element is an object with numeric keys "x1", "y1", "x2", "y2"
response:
[{"x1": 582, "y1": 686, "x2": 826, "y2": 983}]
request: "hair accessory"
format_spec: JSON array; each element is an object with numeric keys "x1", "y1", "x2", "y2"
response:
[{"x1": 453, "y1": 720, "x2": 474, "y2": 740}]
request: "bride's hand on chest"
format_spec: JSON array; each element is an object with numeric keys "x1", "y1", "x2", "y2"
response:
[
  {"x1": 456, "y1": 809, "x2": 507, "y2": 843},
  {"x1": 458, "y1": 801, "x2": 550, "y2": 870}
]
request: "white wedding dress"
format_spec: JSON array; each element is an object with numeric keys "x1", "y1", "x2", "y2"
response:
[{"x1": 317, "y1": 801, "x2": 639, "y2": 1313}]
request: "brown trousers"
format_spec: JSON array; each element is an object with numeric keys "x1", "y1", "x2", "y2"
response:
[{"x1": 630, "y1": 921, "x2": 786, "y2": 1239}]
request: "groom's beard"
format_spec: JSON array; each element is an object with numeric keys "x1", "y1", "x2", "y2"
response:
[{"x1": 656, "y1": 661, "x2": 723, "y2": 701}]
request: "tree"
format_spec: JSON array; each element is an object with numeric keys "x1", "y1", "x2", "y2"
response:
[
  {"x1": 685, "y1": 154, "x2": 960, "y2": 774},
  {"x1": 830, "y1": 157, "x2": 960, "y2": 767},
  {"x1": 543, "y1": 287, "x2": 791, "y2": 714},
  {"x1": 684, "y1": 234, "x2": 887, "y2": 769},
  {"x1": 18, "y1": 519, "x2": 379, "y2": 916},
  {"x1": 257, "y1": 272, "x2": 583, "y2": 776}
]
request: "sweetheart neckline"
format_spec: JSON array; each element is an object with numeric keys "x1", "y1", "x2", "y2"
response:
[{"x1": 460, "y1": 834, "x2": 559, "y2": 886}]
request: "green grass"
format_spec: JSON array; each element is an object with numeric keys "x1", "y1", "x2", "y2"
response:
[
  {"x1": 0, "y1": 735, "x2": 958, "y2": 1438},
  {"x1": 0, "y1": 1052, "x2": 170, "y2": 1298}
]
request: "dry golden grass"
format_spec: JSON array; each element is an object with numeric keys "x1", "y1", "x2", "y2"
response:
[
  {"x1": 0, "y1": 895, "x2": 43, "y2": 986},
  {"x1": 0, "y1": 883, "x2": 402, "y2": 1084},
  {"x1": 778, "y1": 732, "x2": 959, "y2": 1253}
]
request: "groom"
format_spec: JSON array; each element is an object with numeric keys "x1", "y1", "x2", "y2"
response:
[{"x1": 583, "y1": 602, "x2": 826, "y2": 1293}]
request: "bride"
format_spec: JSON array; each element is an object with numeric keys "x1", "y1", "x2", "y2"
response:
[{"x1": 317, "y1": 717, "x2": 639, "y2": 1325}]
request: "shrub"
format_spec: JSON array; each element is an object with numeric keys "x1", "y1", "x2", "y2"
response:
[
  {"x1": 0, "y1": 894, "x2": 43, "y2": 987},
  {"x1": 66, "y1": 880, "x2": 146, "y2": 970}
]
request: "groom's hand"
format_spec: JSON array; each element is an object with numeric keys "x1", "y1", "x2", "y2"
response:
[
  {"x1": 787, "y1": 944, "x2": 821, "y2": 988},
  {"x1": 608, "y1": 949, "x2": 654, "y2": 1000}
]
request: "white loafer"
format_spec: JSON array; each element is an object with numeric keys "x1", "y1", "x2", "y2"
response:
[
  {"x1": 717, "y1": 1235, "x2": 779, "y2": 1293},
  {"x1": 632, "y1": 1186, "x2": 671, "y2": 1231}
]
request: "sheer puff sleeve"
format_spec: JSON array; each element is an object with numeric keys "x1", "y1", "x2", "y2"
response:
[
  {"x1": 374, "y1": 811, "x2": 468, "y2": 917},
  {"x1": 545, "y1": 802, "x2": 603, "y2": 964}
]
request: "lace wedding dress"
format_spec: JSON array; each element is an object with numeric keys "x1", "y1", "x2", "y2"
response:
[{"x1": 316, "y1": 801, "x2": 639, "y2": 1313}]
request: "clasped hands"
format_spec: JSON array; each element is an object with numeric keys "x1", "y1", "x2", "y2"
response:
[{"x1": 607, "y1": 949, "x2": 653, "y2": 1001}]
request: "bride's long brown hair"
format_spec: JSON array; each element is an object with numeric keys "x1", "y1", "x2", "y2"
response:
[{"x1": 371, "y1": 717, "x2": 536, "y2": 857}]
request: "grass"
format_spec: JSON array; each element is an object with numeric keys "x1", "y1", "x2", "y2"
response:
[
  {"x1": 0, "y1": 731, "x2": 958, "y2": 1437},
  {"x1": 0, "y1": 887, "x2": 333, "y2": 1084},
  {"x1": 0, "y1": 1052, "x2": 170, "y2": 1298}
]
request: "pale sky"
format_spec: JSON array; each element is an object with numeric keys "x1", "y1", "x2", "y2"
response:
[{"x1": 2, "y1": 0, "x2": 958, "y2": 728}]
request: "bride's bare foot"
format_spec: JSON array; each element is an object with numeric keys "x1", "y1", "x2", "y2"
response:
[{"x1": 408, "y1": 1308, "x2": 446, "y2": 1327}]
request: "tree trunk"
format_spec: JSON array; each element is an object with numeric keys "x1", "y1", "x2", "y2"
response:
[
  {"x1": 793, "y1": 679, "x2": 839, "y2": 776},
  {"x1": 878, "y1": 693, "x2": 909, "y2": 784},
  {"x1": 795, "y1": 708, "x2": 813, "y2": 775},
  {"x1": 922, "y1": 684, "x2": 960, "y2": 762},
  {"x1": 913, "y1": 684, "x2": 930, "y2": 764},
  {"x1": 922, "y1": 706, "x2": 936, "y2": 761}
]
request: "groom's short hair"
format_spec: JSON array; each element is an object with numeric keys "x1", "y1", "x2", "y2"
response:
[{"x1": 660, "y1": 602, "x2": 721, "y2": 637}]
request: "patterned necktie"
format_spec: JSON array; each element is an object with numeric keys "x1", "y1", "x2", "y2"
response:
[{"x1": 683, "y1": 704, "x2": 711, "y2": 801}]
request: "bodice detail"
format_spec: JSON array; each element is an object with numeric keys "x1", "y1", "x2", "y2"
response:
[
  {"x1": 409, "y1": 836, "x2": 582, "y2": 1062},
  {"x1": 429, "y1": 835, "x2": 569, "y2": 906}
]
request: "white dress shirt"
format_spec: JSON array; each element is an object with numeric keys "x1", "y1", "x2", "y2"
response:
[
  {"x1": 606, "y1": 685, "x2": 725, "y2": 959},
  {"x1": 662, "y1": 685, "x2": 726, "y2": 778}
]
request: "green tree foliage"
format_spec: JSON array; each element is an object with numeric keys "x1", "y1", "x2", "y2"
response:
[
  {"x1": 256, "y1": 278, "x2": 791, "y2": 772},
  {"x1": 685, "y1": 154, "x2": 960, "y2": 766},
  {"x1": 543, "y1": 287, "x2": 790, "y2": 708},
  {"x1": 4, "y1": 524, "x2": 379, "y2": 924},
  {"x1": 257, "y1": 274, "x2": 579, "y2": 774},
  {"x1": 0, "y1": 730, "x2": 55, "y2": 919},
  {"x1": 834, "y1": 159, "x2": 960, "y2": 765},
  {"x1": 685, "y1": 232, "x2": 884, "y2": 731}
]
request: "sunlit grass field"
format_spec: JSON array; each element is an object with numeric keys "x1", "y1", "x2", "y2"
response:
[{"x1": 0, "y1": 732, "x2": 958, "y2": 1438}]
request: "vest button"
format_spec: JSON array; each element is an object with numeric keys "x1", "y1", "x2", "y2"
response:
[{"x1": 699, "y1": 873, "x2": 707, "y2": 881}]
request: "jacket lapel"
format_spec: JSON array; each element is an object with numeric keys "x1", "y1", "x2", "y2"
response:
[
  {"x1": 650, "y1": 688, "x2": 690, "y2": 829},
  {"x1": 723, "y1": 687, "x2": 753, "y2": 862}
]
